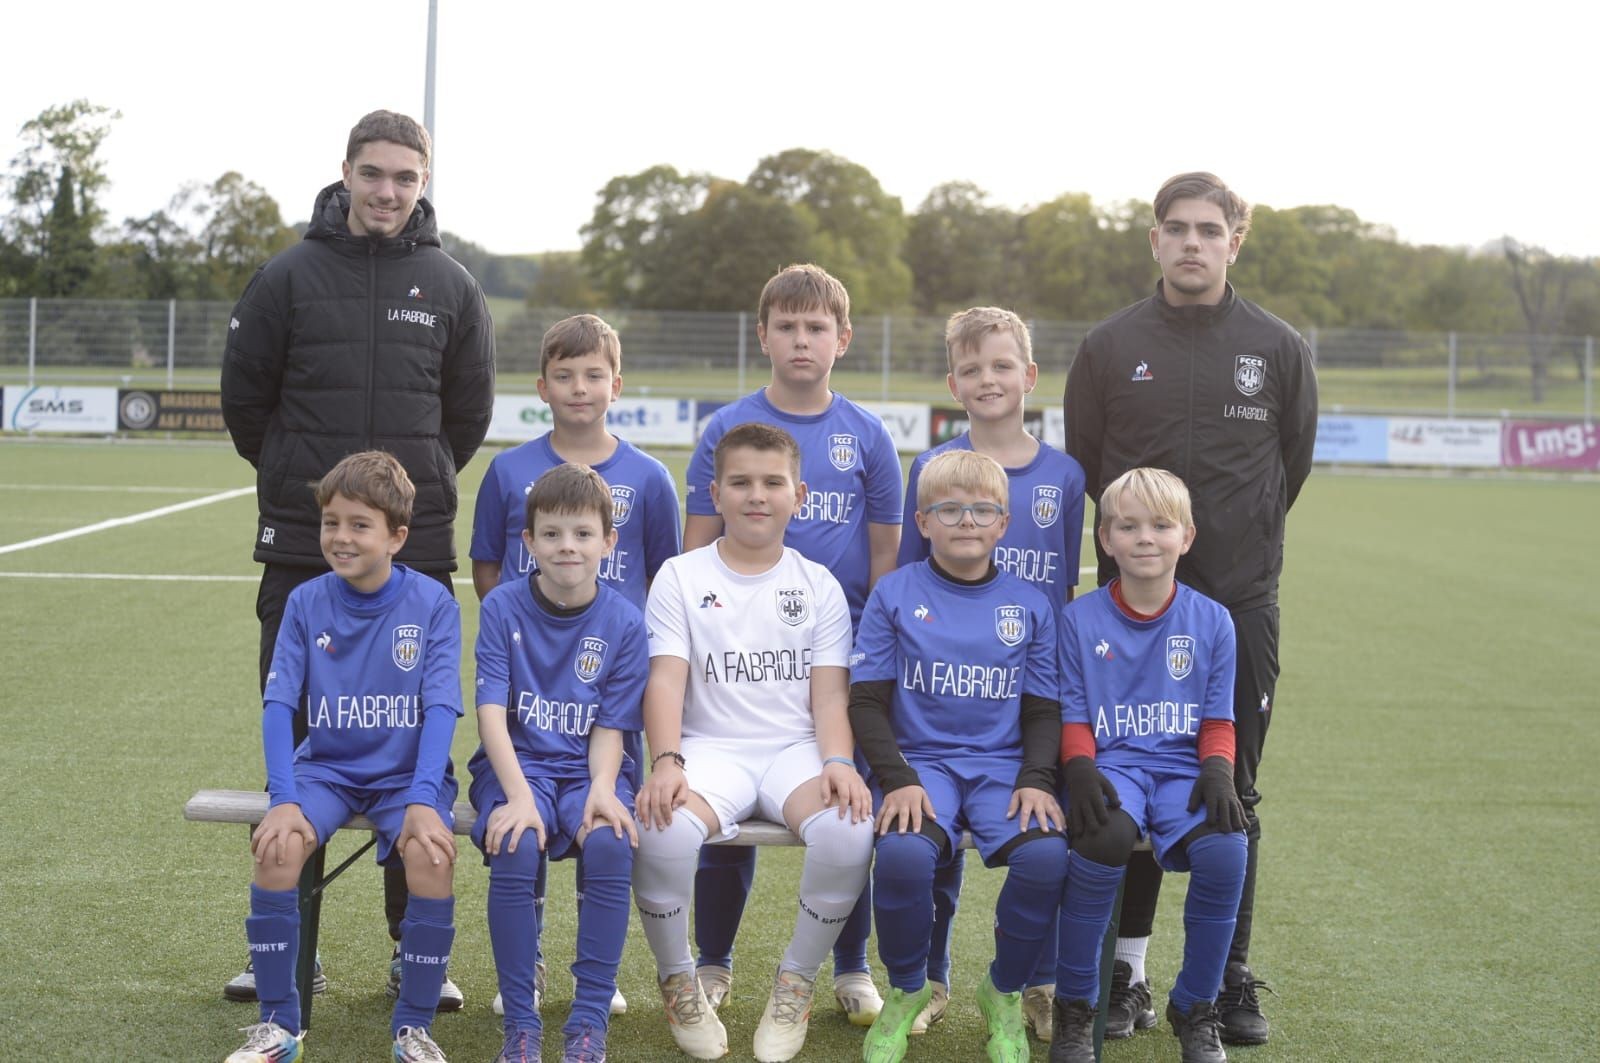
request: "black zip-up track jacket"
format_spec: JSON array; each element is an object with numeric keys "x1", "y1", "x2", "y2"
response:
[
  {"x1": 221, "y1": 183, "x2": 496, "y2": 572},
  {"x1": 1064, "y1": 282, "x2": 1318, "y2": 612}
]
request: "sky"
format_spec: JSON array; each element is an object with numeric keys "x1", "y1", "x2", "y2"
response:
[{"x1": 4, "y1": 0, "x2": 1597, "y2": 259}]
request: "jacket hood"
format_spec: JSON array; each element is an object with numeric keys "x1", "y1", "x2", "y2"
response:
[{"x1": 304, "y1": 181, "x2": 442, "y2": 249}]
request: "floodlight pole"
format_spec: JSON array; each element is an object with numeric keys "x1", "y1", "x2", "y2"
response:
[{"x1": 424, "y1": 0, "x2": 438, "y2": 203}]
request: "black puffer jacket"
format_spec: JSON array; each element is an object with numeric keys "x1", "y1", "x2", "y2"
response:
[
  {"x1": 1064, "y1": 282, "x2": 1318, "y2": 612},
  {"x1": 221, "y1": 182, "x2": 495, "y2": 571}
]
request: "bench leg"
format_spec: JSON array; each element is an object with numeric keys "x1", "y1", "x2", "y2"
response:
[
  {"x1": 1091, "y1": 871, "x2": 1126, "y2": 1063},
  {"x1": 296, "y1": 847, "x2": 327, "y2": 1032}
]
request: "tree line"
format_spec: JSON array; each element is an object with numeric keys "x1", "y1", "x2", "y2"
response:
[{"x1": 5, "y1": 101, "x2": 1597, "y2": 343}]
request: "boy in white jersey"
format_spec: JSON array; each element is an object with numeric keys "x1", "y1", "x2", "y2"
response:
[
  {"x1": 896, "y1": 307, "x2": 1087, "y2": 1040},
  {"x1": 226, "y1": 451, "x2": 461, "y2": 1063},
  {"x1": 684, "y1": 262, "x2": 898, "y2": 1027},
  {"x1": 635, "y1": 423, "x2": 875, "y2": 1062},
  {"x1": 1051, "y1": 468, "x2": 1246, "y2": 1063}
]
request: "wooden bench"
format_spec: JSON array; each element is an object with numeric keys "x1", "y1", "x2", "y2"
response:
[{"x1": 187, "y1": 788, "x2": 1135, "y2": 1059}]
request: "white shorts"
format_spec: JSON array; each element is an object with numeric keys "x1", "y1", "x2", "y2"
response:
[{"x1": 681, "y1": 736, "x2": 822, "y2": 841}]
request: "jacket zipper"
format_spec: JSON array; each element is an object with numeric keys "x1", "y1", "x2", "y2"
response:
[{"x1": 365, "y1": 242, "x2": 377, "y2": 448}]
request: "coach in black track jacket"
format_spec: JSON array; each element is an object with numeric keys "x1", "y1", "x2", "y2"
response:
[{"x1": 1063, "y1": 172, "x2": 1316, "y2": 1047}]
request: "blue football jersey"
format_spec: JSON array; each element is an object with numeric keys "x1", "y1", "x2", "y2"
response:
[
  {"x1": 470, "y1": 434, "x2": 681, "y2": 611},
  {"x1": 686, "y1": 389, "x2": 902, "y2": 626},
  {"x1": 898, "y1": 434, "x2": 1086, "y2": 610},
  {"x1": 264, "y1": 565, "x2": 462, "y2": 792},
  {"x1": 849, "y1": 561, "x2": 1057, "y2": 764},
  {"x1": 469, "y1": 580, "x2": 648, "y2": 784},
  {"x1": 1058, "y1": 583, "x2": 1236, "y2": 774}
]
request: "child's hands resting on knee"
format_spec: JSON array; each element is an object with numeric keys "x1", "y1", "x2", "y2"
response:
[
  {"x1": 876, "y1": 784, "x2": 936, "y2": 836},
  {"x1": 252, "y1": 803, "x2": 317, "y2": 867},
  {"x1": 583, "y1": 787, "x2": 639, "y2": 846},
  {"x1": 399, "y1": 804, "x2": 458, "y2": 866},
  {"x1": 485, "y1": 792, "x2": 546, "y2": 855},
  {"x1": 1007, "y1": 786, "x2": 1064, "y2": 833},
  {"x1": 820, "y1": 759, "x2": 872, "y2": 823},
  {"x1": 635, "y1": 760, "x2": 689, "y2": 830}
]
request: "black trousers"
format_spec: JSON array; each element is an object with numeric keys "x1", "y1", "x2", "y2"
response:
[
  {"x1": 1117, "y1": 603, "x2": 1279, "y2": 967},
  {"x1": 255, "y1": 562, "x2": 457, "y2": 940}
]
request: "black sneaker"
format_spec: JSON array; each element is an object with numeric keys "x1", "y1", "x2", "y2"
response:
[
  {"x1": 1105, "y1": 959, "x2": 1156, "y2": 1039},
  {"x1": 1216, "y1": 961, "x2": 1273, "y2": 1045},
  {"x1": 1048, "y1": 997, "x2": 1096, "y2": 1063},
  {"x1": 1167, "y1": 998, "x2": 1228, "y2": 1063}
]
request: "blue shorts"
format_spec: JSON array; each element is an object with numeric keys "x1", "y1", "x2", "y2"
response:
[
  {"x1": 295, "y1": 775, "x2": 459, "y2": 866},
  {"x1": 880, "y1": 756, "x2": 1063, "y2": 868},
  {"x1": 1095, "y1": 764, "x2": 1207, "y2": 872},
  {"x1": 469, "y1": 771, "x2": 634, "y2": 865}
]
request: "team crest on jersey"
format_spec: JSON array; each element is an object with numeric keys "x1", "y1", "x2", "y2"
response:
[
  {"x1": 828, "y1": 433, "x2": 858, "y2": 471},
  {"x1": 1234, "y1": 355, "x2": 1266, "y2": 397},
  {"x1": 777, "y1": 587, "x2": 809, "y2": 627},
  {"x1": 995, "y1": 605, "x2": 1026, "y2": 646},
  {"x1": 392, "y1": 625, "x2": 422, "y2": 671},
  {"x1": 575, "y1": 636, "x2": 607, "y2": 683},
  {"x1": 610, "y1": 484, "x2": 636, "y2": 527},
  {"x1": 1032, "y1": 485, "x2": 1062, "y2": 528},
  {"x1": 1166, "y1": 635, "x2": 1195, "y2": 680}
]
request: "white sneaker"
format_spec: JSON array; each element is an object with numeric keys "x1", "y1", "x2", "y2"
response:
[
  {"x1": 910, "y1": 980, "x2": 949, "y2": 1035},
  {"x1": 224, "y1": 1020, "x2": 303, "y2": 1062},
  {"x1": 696, "y1": 964, "x2": 733, "y2": 1011},
  {"x1": 832, "y1": 969, "x2": 883, "y2": 1027},
  {"x1": 610, "y1": 986, "x2": 628, "y2": 1015},
  {"x1": 659, "y1": 970, "x2": 728, "y2": 1059},
  {"x1": 752, "y1": 969, "x2": 817, "y2": 1062},
  {"x1": 493, "y1": 960, "x2": 547, "y2": 1016},
  {"x1": 392, "y1": 1024, "x2": 448, "y2": 1062},
  {"x1": 1022, "y1": 983, "x2": 1054, "y2": 1041}
]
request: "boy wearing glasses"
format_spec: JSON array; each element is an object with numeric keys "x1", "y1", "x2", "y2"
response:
[
  {"x1": 895, "y1": 307, "x2": 1087, "y2": 1040},
  {"x1": 850, "y1": 449, "x2": 1068, "y2": 1063}
]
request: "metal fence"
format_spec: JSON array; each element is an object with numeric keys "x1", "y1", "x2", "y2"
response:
[{"x1": 1, "y1": 298, "x2": 1593, "y2": 421}]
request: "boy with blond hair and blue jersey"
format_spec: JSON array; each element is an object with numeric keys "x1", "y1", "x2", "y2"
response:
[
  {"x1": 851, "y1": 449, "x2": 1068, "y2": 1063},
  {"x1": 683, "y1": 264, "x2": 901, "y2": 1024},
  {"x1": 896, "y1": 306, "x2": 1086, "y2": 1041},
  {"x1": 225, "y1": 450, "x2": 462, "y2": 1063},
  {"x1": 470, "y1": 462, "x2": 648, "y2": 1063},
  {"x1": 1049, "y1": 467, "x2": 1246, "y2": 1063}
]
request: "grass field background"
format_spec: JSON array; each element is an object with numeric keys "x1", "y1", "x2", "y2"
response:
[{"x1": 1, "y1": 439, "x2": 1597, "y2": 1060}]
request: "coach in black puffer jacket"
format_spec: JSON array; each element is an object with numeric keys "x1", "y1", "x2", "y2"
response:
[{"x1": 221, "y1": 180, "x2": 496, "y2": 573}]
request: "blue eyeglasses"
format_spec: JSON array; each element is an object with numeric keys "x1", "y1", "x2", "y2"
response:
[{"x1": 923, "y1": 501, "x2": 1006, "y2": 527}]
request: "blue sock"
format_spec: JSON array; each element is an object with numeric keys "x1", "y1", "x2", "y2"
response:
[
  {"x1": 693, "y1": 845, "x2": 755, "y2": 970},
  {"x1": 1171, "y1": 833, "x2": 1247, "y2": 1012},
  {"x1": 488, "y1": 842, "x2": 543, "y2": 1035},
  {"x1": 392, "y1": 893, "x2": 456, "y2": 1036},
  {"x1": 926, "y1": 851, "x2": 964, "y2": 985},
  {"x1": 832, "y1": 880, "x2": 872, "y2": 974},
  {"x1": 567, "y1": 829, "x2": 633, "y2": 1034},
  {"x1": 1031, "y1": 911, "x2": 1060, "y2": 988},
  {"x1": 247, "y1": 884, "x2": 301, "y2": 1033},
  {"x1": 989, "y1": 836, "x2": 1069, "y2": 993},
  {"x1": 533, "y1": 850, "x2": 548, "y2": 974},
  {"x1": 872, "y1": 832, "x2": 938, "y2": 991},
  {"x1": 1053, "y1": 850, "x2": 1125, "y2": 1002}
]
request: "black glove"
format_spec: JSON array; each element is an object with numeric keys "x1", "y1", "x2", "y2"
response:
[
  {"x1": 1188, "y1": 755, "x2": 1245, "y2": 832},
  {"x1": 1062, "y1": 756, "x2": 1120, "y2": 837}
]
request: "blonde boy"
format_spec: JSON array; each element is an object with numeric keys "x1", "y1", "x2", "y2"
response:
[
  {"x1": 635, "y1": 423, "x2": 875, "y2": 1062},
  {"x1": 895, "y1": 307, "x2": 1087, "y2": 1039},
  {"x1": 849, "y1": 450, "x2": 1067, "y2": 1063},
  {"x1": 683, "y1": 265, "x2": 899, "y2": 1021},
  {"x1": 1052, "y1": 468, "x2": 1246, "y2": 1063}
]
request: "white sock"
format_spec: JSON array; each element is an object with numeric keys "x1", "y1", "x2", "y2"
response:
[
  {"x1": 780, "y1": 809, "x2": 873, "y2": 978},
  {"x1": 1115, "y1": 936, "x2": 1151, "y2": 984},
  {"x1": 632, "y1": 813, "x2": 707, "y2": 980}
]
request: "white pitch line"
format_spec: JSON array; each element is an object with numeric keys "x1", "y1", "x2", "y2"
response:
[
  {"x1": 0, "y1": 570, "x2": 478, "y2": 586},
  {"x1": 0, "y1": 486, "x2": 254, "y2": 557},
  {"x1": 0, "y1": 483, "x2": 235, "y2": 494}
]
